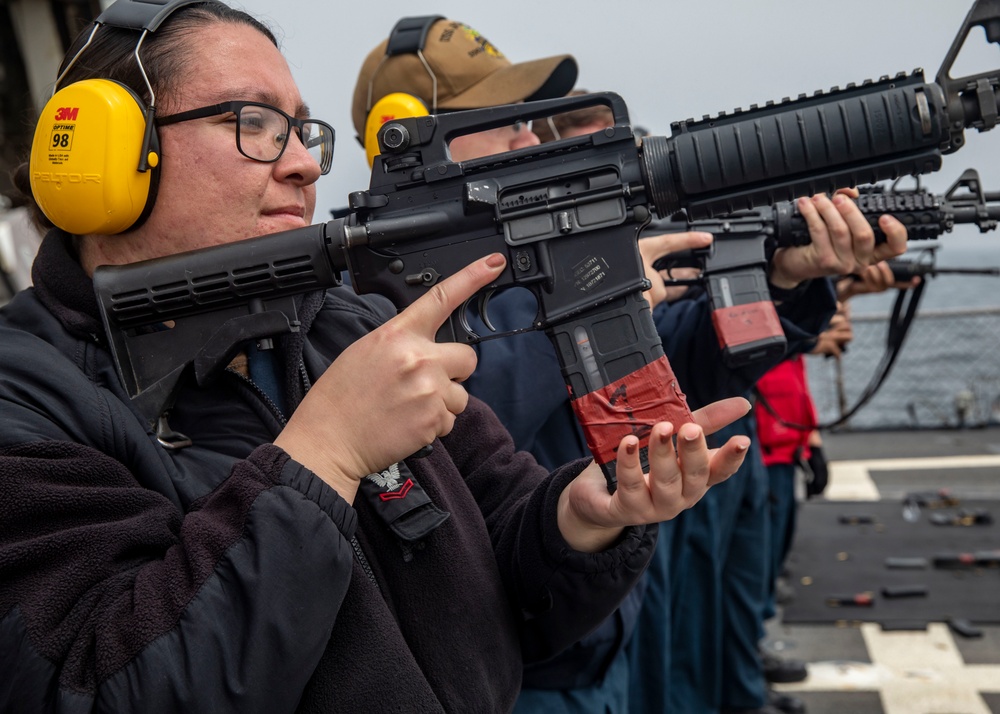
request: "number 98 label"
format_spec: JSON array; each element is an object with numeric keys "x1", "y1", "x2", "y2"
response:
[{"x1": 49, "y1": 125, "x2": 75, "y2": 152}]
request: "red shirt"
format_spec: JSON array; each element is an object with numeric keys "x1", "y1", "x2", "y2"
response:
[{"x1": 755, "y1": 354, "x2": 817, "y2": 466}]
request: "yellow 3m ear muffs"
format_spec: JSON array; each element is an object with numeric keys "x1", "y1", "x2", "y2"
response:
[
  {"x1": 30, "y1": 78, "x2": 160, "y2": 235},
  {"x1": 28, "y1": 0, "x2": 214, "y2": 235},
  {"x1": 364, "y1": 92, "x2": 429, "y2": 167}
]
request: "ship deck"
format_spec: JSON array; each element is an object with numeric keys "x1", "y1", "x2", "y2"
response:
[{"x1": 767, "y1": 426, "x2": 1000, "y2": 714}]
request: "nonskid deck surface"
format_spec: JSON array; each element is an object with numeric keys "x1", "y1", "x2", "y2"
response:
[{"x1": 766, "y1": 427, "x2": 1000, "y2": 714}]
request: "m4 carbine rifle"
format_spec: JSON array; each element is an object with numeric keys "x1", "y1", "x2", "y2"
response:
[
  {"x1": 654, "y1": 167, "x2": 1000, "y2": 368},
  {"x1": 94, "y1": 0, "x2": 1000, "y2": 492}
]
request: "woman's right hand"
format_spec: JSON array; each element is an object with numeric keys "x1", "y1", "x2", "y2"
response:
[{"x1": 274, "y1": 253, "x2": 507, "y2": 502}]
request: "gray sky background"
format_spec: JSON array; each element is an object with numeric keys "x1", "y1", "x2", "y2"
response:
[{"x1": 232, "y1": 0, "x2": 1000, "y2": 222}]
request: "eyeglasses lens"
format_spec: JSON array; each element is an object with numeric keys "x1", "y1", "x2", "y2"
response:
[
  {"x1": 236, "y1": 105, "x2": 286, "y2": 162},
  {"x1": 301, "y1": 122, "x2": 334, "y2": 174},
  {"x1": 236, "y1": 105, "x2": 333, "y2": 174}
]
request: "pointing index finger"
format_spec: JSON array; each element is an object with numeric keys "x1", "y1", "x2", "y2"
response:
[{"x1": 397, "y1": 253, "x2": 507, "y2": 337}]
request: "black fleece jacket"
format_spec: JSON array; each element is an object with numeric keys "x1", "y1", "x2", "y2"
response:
[{"x1": 0, "y1": 232, "x2": 655, "y2": 713}]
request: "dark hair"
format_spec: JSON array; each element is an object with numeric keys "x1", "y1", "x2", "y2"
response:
[
  {"x1": 532, "y1": 89, "x2": 614, "y2": 144},
  {"x1": 11, "y1": 1, "x2": 278, "y2": 230}
]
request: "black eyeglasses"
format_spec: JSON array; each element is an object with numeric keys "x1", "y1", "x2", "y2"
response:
[{"x1": 156, "y1": 101, "x2": 335, "y2": 175}]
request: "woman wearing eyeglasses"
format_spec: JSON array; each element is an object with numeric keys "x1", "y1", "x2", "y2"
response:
[{"x1": 1, "y1": 1, "x2": 751, "y2": 711}]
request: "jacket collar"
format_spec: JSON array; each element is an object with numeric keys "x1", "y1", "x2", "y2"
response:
[{"x1": 31, "y1": 230, "x2": 104, "y2": 343}]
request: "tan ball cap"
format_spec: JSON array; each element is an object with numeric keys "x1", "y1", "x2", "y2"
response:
[{"x1": 351, "y1": 18, "x2": 578, "y2": 138}]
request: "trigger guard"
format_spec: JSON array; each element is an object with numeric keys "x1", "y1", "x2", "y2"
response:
[
  {"x1": 477, "y1": 290, "x2": 497, "y2": 333},
  {"x1": 451, "y1": 288, "x2": 540, "y2": 344},
  {"x1": 455, "y1": 297, "x2": 483, "y2": 343}
]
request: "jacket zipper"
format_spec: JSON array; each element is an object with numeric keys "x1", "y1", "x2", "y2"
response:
[
  {"x1": 233, "y1": 354, "x2": 379, "y2": 589},
  {"x1": 351, "y1": 536, "x2": 379, "y2": 588},
  {"x1": 298, "y1": 360, "x2": 313, "y2": 393},
  {"x1": 233, "y1": 362, "x2": 378, "y2": 590},
  {"x1": 225, "y1": 367, "x2": 288, "y2": 427}
]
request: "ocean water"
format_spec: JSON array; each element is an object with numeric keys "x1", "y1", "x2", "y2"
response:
[
  {"x1": 805, "y1": 230, "x2": 1000, "y2": 431},
  {"x1": 848, "y1": 232, "x2": 1000, "y2": 314}
]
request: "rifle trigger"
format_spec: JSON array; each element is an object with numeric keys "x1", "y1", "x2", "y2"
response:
[{"x1": 478, "y1": 290, "x2": 497, "y2": 332}]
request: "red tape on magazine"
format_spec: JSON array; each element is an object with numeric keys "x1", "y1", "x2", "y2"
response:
[
  {"x1": 569, "y1": 356, "x2": 695, "y2": 466},
  {"x1": 711, "y1": 301, "x2": 783, "y2": 348}
]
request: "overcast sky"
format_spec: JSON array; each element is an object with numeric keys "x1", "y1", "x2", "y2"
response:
[{"x1": 231, "y1": 0, "x2": 1000, "y2": 223}]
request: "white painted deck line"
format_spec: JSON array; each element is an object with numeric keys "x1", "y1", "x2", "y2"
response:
[
  {"x1": 822, "y1": 454, "x2": 1000, "y2": 502},
  {"x1": 824, "y1": 462, "x2": 882, "y2": 501},
  {"x1": 830, "y1": 455, "x2": 1000, "y2": 471},
  {"x1": 775, "y1": 624, "x2": 1000, "y2": 712}
]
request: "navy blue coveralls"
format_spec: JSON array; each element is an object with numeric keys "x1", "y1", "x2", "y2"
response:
[
  {"x1": 641, "y1": 283, "x2": 835, "y2": 714},
  {"x1": 465, "y1": 278, "x2": 835, "y2": 713}
]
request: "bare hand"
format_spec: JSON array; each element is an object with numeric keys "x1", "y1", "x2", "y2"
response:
[
  {"x1": 836, "y1": 260, "x2": 921, "y2": 301},
  {"x1": 639, "y1": 231, "x2": 712, "y2": 308},
  {"x1": 557, "y1": 396, "x2": 751, "y2": 552},
  {"x1": 810, "y1": 301, "x2": 853, "y2": 357},
  {"x1": 770, "y1": 191, "x2": 907, "y2": 289},
  {"x1": 274, "y1": 254, "x2": 507, "y2": 501},
  {"x1": 658, "y1": 266, "x2": 703, "y2": 304}
]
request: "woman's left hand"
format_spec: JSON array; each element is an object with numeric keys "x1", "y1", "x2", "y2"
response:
[{"x1": 557, "y1": 396, "x2": 751, "y2": 552}]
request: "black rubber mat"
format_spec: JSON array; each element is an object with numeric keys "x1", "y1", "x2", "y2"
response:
[
  {"x1": 781, "y1": 499, "x2": 1000, "y2": 626},
  {"x1": 985, "y1": 691, "x2": 1000, "y2": 714},
  {"x1": 787, "y1": 691, "x2": 884, "y2": 714}
]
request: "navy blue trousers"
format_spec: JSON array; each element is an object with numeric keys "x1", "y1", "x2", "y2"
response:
[{"x1": 653, "y1": 416, "x2": 770, "y2": 713}]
